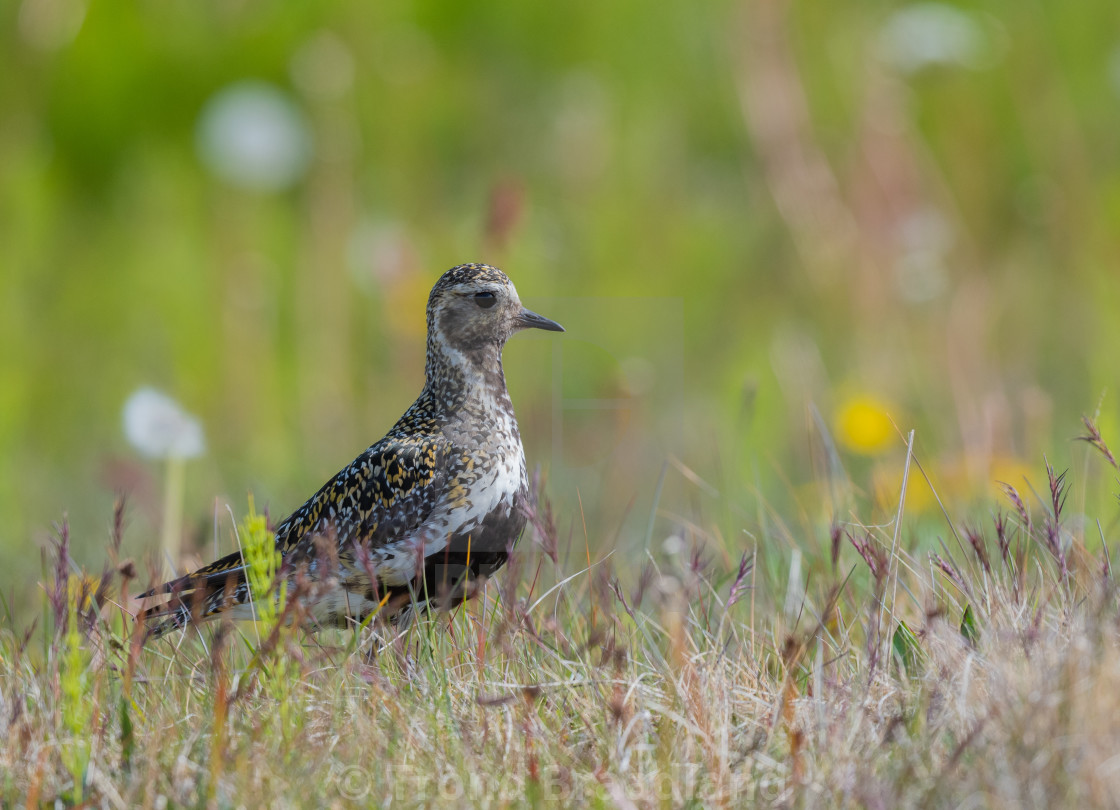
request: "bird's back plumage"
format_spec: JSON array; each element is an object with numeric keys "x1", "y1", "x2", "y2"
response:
[{"x1": 141, "y1": 263, "x2": 563, "y2": 637}]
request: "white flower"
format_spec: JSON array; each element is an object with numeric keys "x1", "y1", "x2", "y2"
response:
[
  {"x1": 195, "y1": 81, "x2": 312, "y2": 192},
  {"x1": 877, "y1": 4, "x2": 991, "y2": 74},
  {"x1": 123, "y1": 388, "x2": 205, "y2": 460},
  {"x1": 661, "y1": 534, "x2": 684, "y2": 556}
]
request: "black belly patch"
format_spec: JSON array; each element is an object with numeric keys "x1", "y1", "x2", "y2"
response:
[{"x1": 365, "y1": 504, "x2": 527, "y2": 622}]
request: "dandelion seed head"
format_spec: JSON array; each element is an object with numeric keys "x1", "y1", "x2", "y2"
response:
[
  {"x1": 123, "y1": 387, "x2": 205, "y2": 460},
  {"x1": 877, "y1": 4, "x2": 991, "y2": 74},
  {"x1": 195, "y1": 81, "x2": 312, "y2": 192},
  {"x1": 661, "y1": 534, "x2": 684, "y2": 556}
]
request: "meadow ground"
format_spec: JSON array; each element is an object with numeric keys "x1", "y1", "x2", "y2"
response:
[
  {"x1": 5, "y1": 423, "x2": 1120, "y2": 809},
  {"x1": 5, "y1": 2, "x2": 1120, "y2": 806}
]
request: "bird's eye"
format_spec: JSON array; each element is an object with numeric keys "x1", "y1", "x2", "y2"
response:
[{"x1": 473, "y1": 291, "x2": 497, "y2": 309}]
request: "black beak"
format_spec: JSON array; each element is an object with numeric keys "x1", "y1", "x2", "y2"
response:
[{"x1": 515, "y1": 307, "x2": 565, "y2": 333}]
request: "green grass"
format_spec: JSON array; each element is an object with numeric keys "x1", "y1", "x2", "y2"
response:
[
  {"x1": 4, "y1": 0, "x2": 1120, "y2": 627},
  {"x1": 5, "y1": 0, "x2": 1120, "y2": 805},
  {"x1": 5, "y1": 425, "x2": 1120, "y2": 808}
]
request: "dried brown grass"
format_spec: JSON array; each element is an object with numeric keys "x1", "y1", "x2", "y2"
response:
[{"x1": 4, "y1": 434, "x2": 1120, "y2": 808}]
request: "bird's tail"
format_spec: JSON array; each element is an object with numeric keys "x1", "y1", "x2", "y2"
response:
[{"x1": 138, "y1": 550, "x2": 250, "y2": 638}]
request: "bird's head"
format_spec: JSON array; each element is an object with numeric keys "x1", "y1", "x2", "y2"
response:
[{"x1": 426, "y1": 264, "x2": 564, "y2": 364}]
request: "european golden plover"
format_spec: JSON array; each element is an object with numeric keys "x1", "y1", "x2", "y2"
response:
[{"x1": 142, "y1": 263, "x2": 563, "y2": 636}]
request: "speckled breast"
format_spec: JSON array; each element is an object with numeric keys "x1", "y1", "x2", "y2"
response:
[{"x1": 436, "y1": 427, "x2": 528, "y2": 582}]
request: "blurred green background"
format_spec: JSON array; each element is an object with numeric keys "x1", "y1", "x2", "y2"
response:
[{"x1": 3, "y1": 0, "x2": 1120, "y2": 615}]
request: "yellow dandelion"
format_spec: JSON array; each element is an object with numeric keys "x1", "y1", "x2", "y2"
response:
[
  {"x1": 872, "y1": 462, "x2": 935, "y2": 514},
  {"x1": 988, "y1": 456, "x2": 1035, "y2": 500},
  {"x1": 835, "y1": 394, "x2": 898, "y2": 456},
  {"x1": 66, "y1": 572, "x2": 105, "y2": 612}
]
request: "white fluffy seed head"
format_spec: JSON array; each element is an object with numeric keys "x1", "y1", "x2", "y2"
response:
[{"x1": 122, "y1": 387, "x2": 206, "y2": 460}]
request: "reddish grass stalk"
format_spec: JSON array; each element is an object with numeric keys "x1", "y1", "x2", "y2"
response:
[
  {"x1": 1077, "y1": 415, "x2": 1118, "y2": 469},
  {"x1": 1043, "y1": 458, "x2": 1069, "y2": 579},
  {"x1": 965, "y1": 525, "x2": 991, "y2": 576},
  {"x1": 726, "y1": 552, "x2": 754, "y2": 608}
]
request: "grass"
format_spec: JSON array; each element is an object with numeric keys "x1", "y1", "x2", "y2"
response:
[
  {"x1": 5, "y1": 2, "x2": 1120, "y2": 805},
  {"x1": 4, "y1": 417, "x2": 1120, "y2": 808},
  {"x1": 6, "y1": 0, "x2": 1120, "y2": 611}
]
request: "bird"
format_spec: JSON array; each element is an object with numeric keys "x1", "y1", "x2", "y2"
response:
[{"x1": 140, "y1": 263, "x2": 563, "y2": 638}]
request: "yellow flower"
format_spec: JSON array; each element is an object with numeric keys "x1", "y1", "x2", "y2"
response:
[
  {"x1": 66, "y1": 572, "x2": 105, "y2": 612},
  {"x1": 987, "y1": 457, "x2": 1035, "y2": 499},
  {"x1": 872, "y1": 463, "x2": 935, "y2": 514},
  {"x1": 835, "y1": 395, "x2": 897, "y2": 455}
]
